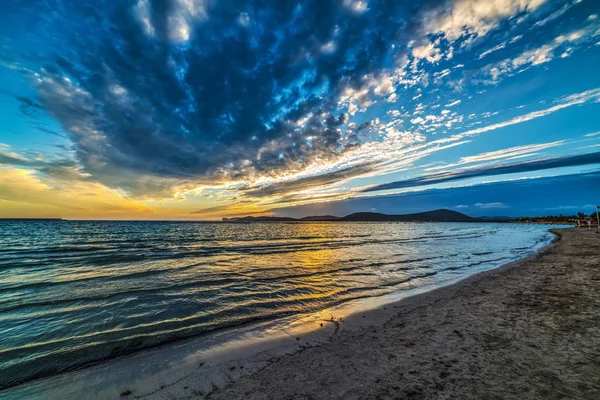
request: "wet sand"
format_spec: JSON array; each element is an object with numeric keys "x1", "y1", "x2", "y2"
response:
[{"x1": 209, "y1": 228, "x2": 600, "y2": 399}]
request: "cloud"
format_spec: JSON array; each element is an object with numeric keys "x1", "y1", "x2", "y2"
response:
[
  {"x1": 458, "y1": 141, "x2": 564, "y2": 163},
  {"x1": 343, "y1": 0, "x2": 369, "y2": 14},
  {"x1": 424, "y1": 0, "x2": 547, "y2": 43},
  {"x1": 576, "y1": 144, "x2": 600, "y2": 151},
  {"x1": 264, "y1": 191, "x2": 351, "y2": 207},
  {"x1": 455, "y1": 204, "x2": 468, "y2": 208},
  {"x1": 276, "y1": 172, "x2": 600, "y2": 218},
  {"x1": 0, "y1": 143, "x2": 75, "y2": 170},
  {"x1": 361, "y1": 151, "x2": 600, "y2": 193},
  {"x1": 133, "y1": 0, "x2": 208, "y2": 43},
  {"x1": 412, "y1": 41, "x2": 444, "y2": 63},
  {"x1": 241, "y1": 163, "x2": 378, "y2": 198},
  {"x1": 427, "y1": 140, "x2": 566, "y2": 171},
  {"x1": 190, "y1": 202, "x2": 273, "y2": 218},
  {"x1": 531, "y1": 1, "x2": 579, "y2": 29},
  {"x1": 475, "y1": 202, "x2": 508, "y2": 209},
  {"x1": 542, "y1": 204, "x2": 596, "y2": 211},
  {"x1": 0, "y1": 166, "x2": 152, "y2": 218},
  {"x1": 13, "y1": 0, "x2": 454, "y2": 199},
  {"x1": 412, "y1": 0, "x2": 548, "y2": 64},
  {"x1": 436, "y1": 88, "x2": 600, "y2": 144},
  {"x1": 3, "y1": 0, "x2": 596, "y2": 215},
  {"x1": 478, "y1": 42, "x2": 507, "y2": 59},
  {"x1": 484, "y1": 21, "x2": 600, "y2": 82}
]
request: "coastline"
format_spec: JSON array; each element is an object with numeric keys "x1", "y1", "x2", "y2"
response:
[
  {"x1": 212, "y1": 228, "x2": 600, "y2": 399},
  {"x1": 4, "y1": 227, "x2": 598, "y2": 399}
]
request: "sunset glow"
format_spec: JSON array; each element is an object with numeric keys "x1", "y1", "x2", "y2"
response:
[{"x1": 1, "y1": 0, "x2": 599, "y2": 219}]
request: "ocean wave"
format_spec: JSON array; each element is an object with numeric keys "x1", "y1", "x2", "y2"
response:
[{"x1": 0, "y1": 221, "x2": 558, "y2": 391}]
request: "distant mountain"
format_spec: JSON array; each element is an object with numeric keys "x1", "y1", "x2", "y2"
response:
[
  {"x1": 221, "y1": 216, "x2": 296, "y2": 222},
  {"x1": 339, "y1": 209, "x2": 477, "y2": 222},
  {"x1": 477, "y1": 216, "x2": 513, "y2": 222},
  {"x1": 299, "y1": 215, "x2": 340, "y2": 221},
  {"x1": 0, "y1": 218, "x2": 64, "y2": 221},
  {"x1": 222, "y1": 209, "x2": 477, "y2": 222}
]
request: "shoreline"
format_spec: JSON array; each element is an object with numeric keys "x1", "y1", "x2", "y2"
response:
[
  {"x1": 0, "y1": 227, "x2": 565, "y2": 399},
  {"x1": 212, "y1": 227, "x2": 600, "y2": 399}
]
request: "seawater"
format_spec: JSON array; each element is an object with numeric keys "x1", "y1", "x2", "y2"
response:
[{"x1": 0, "y1": 221, "x2": 558, "y2": 390}]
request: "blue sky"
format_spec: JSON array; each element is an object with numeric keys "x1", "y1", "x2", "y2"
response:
[{"x1": 0, "y1": 0, "x2": 599, "y2": 219}]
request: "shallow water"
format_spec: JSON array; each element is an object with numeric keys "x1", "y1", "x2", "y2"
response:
[{"x1": 0, "y1": 221, "x2": 558, "y2": 389}]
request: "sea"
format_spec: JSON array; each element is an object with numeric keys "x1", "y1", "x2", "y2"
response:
[{"x1": 0, "y1": 220, "x2": 561, "y2": 391}]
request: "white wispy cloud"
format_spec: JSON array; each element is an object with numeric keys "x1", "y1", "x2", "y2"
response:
[
  {"x1": 427, "y1": 140, "x2": 566, "y2": 171},
  {"x1": 478, "y1": 42, "x2": 507, "y2": 59},
  {"x1": 531, "y1": 1, "x2": 578, "y2": 29},
  {"x1": 485, "y1": 22, "x2": 600, "y2": 82},
  {"x1": 477, "y1": 29, "x2": 522, "y2": 60},
  {"x1": 542, "y1": 204, "x2": 596, "y2": 211},
  {"x1": 475, "y1": 202, "x2": 509, "y2": 209},
  {"x1": 425, "y1": 0, "x2": 547, "y2": 43},
  {"x1": 412, "y1": 41, "x2": 444, "y2": 63},
  {"x1": 248, "y1": 88, "x2": 600, "y2": 207},
  {"x1": 135, "y1": 0, "x2": 208, "y2": 43},
  {"x1": 413, "y1": 0, "x2": 547, "y2": 64},
  {"x1": 342, "y1": 0, "x2": 368, "y2": 13},
  {"x1": 436, "y1": 88, "x2": 600, "y2": 144},
  {"x1": 458, "y1": 141, "x2": 565, "y2": 163},
  {"x1": 576, "y1": 144, "x2": 600, "y2": 150}
]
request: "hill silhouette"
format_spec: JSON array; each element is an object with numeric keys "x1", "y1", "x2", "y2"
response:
[{"x1": 222, "y1": 209, "x2": 478, "y2": 222}]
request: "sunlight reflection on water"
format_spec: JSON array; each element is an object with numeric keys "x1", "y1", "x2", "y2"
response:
[{"x1": 0, "y1": 221, "x2": 559, "y2": 389}]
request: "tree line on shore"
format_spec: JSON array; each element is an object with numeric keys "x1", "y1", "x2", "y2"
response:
[{"x1": 515, "y1": 212, "x2": 598, "y2": 224}]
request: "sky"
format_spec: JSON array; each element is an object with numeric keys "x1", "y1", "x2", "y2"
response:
[{"x1": 0, "y1": 0, "x2": 599, "y2": 220}]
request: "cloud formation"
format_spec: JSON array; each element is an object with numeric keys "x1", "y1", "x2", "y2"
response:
[
  {"x1": 2, "y1": 0, "x2": 598, "y2": 218},
  {"x1": 361, "y1": 151, "x2": 600, "y2": 193},
  {"x1": 414, "y1": 0, "x2": 548, "y2": 63},
  {"x1": 484, "y1": 21, "x2": 600, "y2": 82},
  {"x1": 426, "y1": 140, "x2": 566, "y2": 171},
  {"x1": 475, "y1": 202, "x2": 509, "y2": 209},
  {"x1": 425, "y1": 0, "x2": 546, "y2": 42},
  {"x1": 10, "y1": 0, "x2": 456, "y2": 197},
  {"x1": 7, "y1": 0, "x2": 572, "y2": 196},
  {"x1": 0, "y1": 166, "x2": 152, "y2": 219},
  {"x1": 276, "y1": 172, "x2": 600, "y2": 218}
]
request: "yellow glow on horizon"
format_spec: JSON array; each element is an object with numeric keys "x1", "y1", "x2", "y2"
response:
[
  {"x1": 0, "y1": 166, "x2": 154, "y2": 219},
  {"x1": 0, "y1": 161, "x2": 359, "y2": 220}
]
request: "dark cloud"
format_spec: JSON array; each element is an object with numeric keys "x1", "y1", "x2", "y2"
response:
[
  {"x1": 0, "y1": 153, "x2": 37, "y2": 168},
  {"x1": 0, "y1": 150, "x2": 74, "y2": 170},
  {"x1": 276, "y1": 171, "x2": 600, "y2": 218},
  {"x1": 266, "y1": 191, "x2": 350, "y2": 206},
  {"x1": 242, "y1": 162, "x2": 379, "y2": 198},
  {"x1": 15, "y1": 96, "x2": 44, "y2": 117},
  {"x1": 361, "y1": 151, "x2": 600, "y2": 193},
  {"x1": 190, "y1": 201, "x2": 262, "y2": 216},
  {"x1": 33, "y1": 125, "x2": 68, "y2": 139},
  {"x1": 7, "y1": 0, "x2": 442, "y2": 197},
  {"x1": 0, "y1": 90, "x2": 45, "y2": 117}
]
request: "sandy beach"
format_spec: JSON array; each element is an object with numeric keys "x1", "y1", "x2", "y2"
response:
[
  {"x1": 2, "y1": 227, "x2": 598, "y2": 400},
  {"x1": 209, "y1": 228, "x2": 600, "y2": 400},
  {"x1": 4, "y1": 1, "x2": 600, "y2": 398}
]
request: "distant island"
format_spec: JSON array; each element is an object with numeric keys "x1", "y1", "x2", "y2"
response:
[
  {"x1": 223, "y1": 209, "x2": 478, "y2": 222},
  {"x1": 0, "y1": 218, "x2": 64, "y2": 221},
  {"x1": 223, "y1": 209, "x2": 593, "y2": 224}
]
